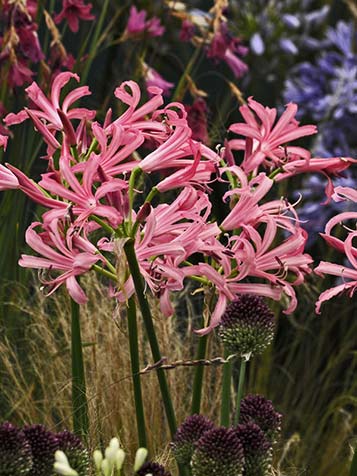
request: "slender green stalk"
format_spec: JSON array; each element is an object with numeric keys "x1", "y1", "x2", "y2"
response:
[
  {"x1": 123, "y1": 239, "x2": 177, "y2": 436},
  {"x1": 127, "y1": 296, "x2": 147, "y2": 448},
  {"x1": 350, "y1": 449, "x2": 357, "y2": 476},
  {"x1": 220, "y1": 349, "x2": 232, "y2": 426},
  {"x1": 71, "y1": 299, "x2": 89, "y2": 439},
  {"x1": 234, "y1": 358, "x2": 247, "y2": 425},
  {"x1": 172, "y1": 47, "x2": 203, "y2": 102},
  {"x1": 80, "y1": 0, "x2": 110, "y2": 85},
  {"x1": 191, "y1": 333, "x2": 208, "y2": 414}
]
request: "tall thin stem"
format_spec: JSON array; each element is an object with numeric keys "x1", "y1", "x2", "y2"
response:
[
  {"x1": 234, "y1": 358, "x2": 247, "y2": 426},
  {"x1": 350, "y1": 449, "x2": 357, "y2": 476},
  {"x1": 127, "y1": 296, "x2": 147, "y2": 448},
  {"x1": 220, "y1": 349, "x2": 232, "y2": 426},
  {"x1": 191, "y1": 333, "x2": 208, "y2": 415},
  {"x1": 71, "y1": 299, "x2": 89, "y2": 439},
  {"x1": 123, "y1": 239, "x2": 177, "y2": 437}
]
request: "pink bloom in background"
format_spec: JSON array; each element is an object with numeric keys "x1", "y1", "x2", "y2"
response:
[
  {"x1": 55, "y1": 0, "x2": 95, "y2": 33},
  {"x1": 207, "y1": 24, "x2": 248, "y2": 78},
  {"x1": 180, "y1": 19, "x2": 195, "y2": 42},
  {"x1": 229, "y1": 98, "x2": 317, "y2": 173},
  {"x1": 126, "y1": 6, "x2": 165, "y2": 38},
  {"x1": 0, "y1": 164, "x2": 18, "y2": 189},
  {"x1": 143, "y1": 64, "x2": 174, "y2": 97}
]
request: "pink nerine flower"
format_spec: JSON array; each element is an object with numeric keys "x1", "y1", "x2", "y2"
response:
[
  {"x1": 143, "y1": 64, "x2": 174, "y2": 97},
  {"x1": 54, "y1": 0, "x2": 95, "y2": 33},
  {"x1": 315, "y1": 185, "x2": 357, "y2": 312},
  {"x1": 5, "y1": 72, "x2": 95, "y2": 151},
  {"x1": 125, "y1": 6, "x2": 164, "y2": 38},
  {"x1": 19, "y1": 220, "x2": 102, "y2": 303},
  {"x1": 229, "y1": 98, "x2": 317, "y2": 173}
]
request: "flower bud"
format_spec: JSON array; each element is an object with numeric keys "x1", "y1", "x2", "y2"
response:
[
  {"x1": 54, "y1": 461, "x2": 78, "y2": 476},
  {"x1": 93, "y1": 450, "x2": 103, "y2": 470},
  {"x1": 136, "y1": 461, "x2": 171, "y2": 476},
  {"x1": 171, "y1": 414, "x2": 215, "y2": 465},
  {"x1": 240, "y1": 394, "x2": 282, "y2": 443},
  {"x1": 218, "y1": 295, "x2": 275, "y2": 357},
  {"x1": 134, "y1": 448, "x2": 148, "y2": 472},
  {"x1": 114, "y1": 448, "x2": 125, "y2": 470},
  {"x1": 0, "y1": 422, "x2": 33, "y2": 475},
  {"x1": 191, "y1": 427, "x2": 244, "y2": 476},
  {"x1": 235, "y1": 422, "x2": 271, "y2": 476},
  {"x1": 56, "y1": 430, "x2": 89, "y2": 476}
]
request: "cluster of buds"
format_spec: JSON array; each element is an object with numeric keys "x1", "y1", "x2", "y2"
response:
[
  {"x1": 172, "y1": 395, "x2": 281, "y2": 476},
  {"x1": 0, "y1": 422, "x2": 88, "y2": 476}
]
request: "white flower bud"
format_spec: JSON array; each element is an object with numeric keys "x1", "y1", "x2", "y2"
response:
[
  {"x1": 114, "y1": 448, "x2": 125, "y2": 470},
  {"x1": 109, "y1": 437, "x2": 120, "y2": 450},
  {"x1": 93, "y1": 450, "x2": 103, "y2": 470},
  {"x1": 55, "y1": 450, "x2": 69, "y2": 465},
  {"x1": 134, "y1": 448, "x2": 148, "y2": 472},
  {"x1": 54, "y1": 461, "x2": 78, "y2": 476},
  {"x1": 101, "y1": 459, "x2": 111, "y2": 476}
]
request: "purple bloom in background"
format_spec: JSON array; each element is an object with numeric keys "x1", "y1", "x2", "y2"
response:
[
  {"x1": 143, "y1": 63, "x2": 174, "y2": 96},
  {"x1": 54, "y1": 0, "x2": 95, "y2": 33},
  {"x1": 126, "y1": 6, "x2": 164, "y2": 38},
  {"x1": 284, "y1": 21, "x2": 357, "y2": 157},
  {"x1": 207, "y1": 23, "x2": 248, "y2": 78}
]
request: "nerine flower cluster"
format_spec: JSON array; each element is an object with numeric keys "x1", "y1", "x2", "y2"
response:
[{"x1": 0, "y1": 73, "x2": 355, "y2": 332}]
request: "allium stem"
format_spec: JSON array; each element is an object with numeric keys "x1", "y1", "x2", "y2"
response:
[
  {"x1": 234, "y1": 358, "x2": 247, "y2": 425},
  {"x1": 71, "y1": 299, "x2": 89, "y2": 439},
  {"x1": 123, "y1": 239, "x2": 177, "y2": 436},
  {"x1": 191, "y1": 333, "x2": 208, "y2": 414},
  {"x1": 350, "y1": 449, "x2": 357, "y2": 476},
  {"x1": 220, "y1": 349, "x2": 233, "y2": 427},
  {"x1": 127, "y1": 295, "x2": 148, "y2": 448}
]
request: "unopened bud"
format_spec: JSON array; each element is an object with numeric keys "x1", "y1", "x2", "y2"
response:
[
  {"x1": 136, "y1": 202, "x2": 152, "y2": 223},
  {"x1": 134, "y1": 448, "x2": 148, "y2": 471},
  {"x1": 93, "y1": 449, "x2": 103, "y2": 470},
  {"x1": 54, "y1": 461, "x2": 78, "y2": 476},
  {"x1": 115, "y1": 448, "x2": 126, "y2": 470}
]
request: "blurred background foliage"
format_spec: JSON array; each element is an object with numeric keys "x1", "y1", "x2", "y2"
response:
[{"x1": 0, "y1": 1, "x2": 356, "y2": 475}]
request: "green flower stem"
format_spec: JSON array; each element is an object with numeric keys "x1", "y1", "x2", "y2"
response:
[
  {"x1": 92, "y1": 264, "x2": 117, "y2": 281},
  {"x1": 191, "y1": 333, "x2": 208, "y2": 414},
  {"x1": 220, "y1": 349, "x2": 233, "y2": 427},
  {"x1": 128, "y1": 167, "x2": 142, "y2": 233},
  {"x1": 80, "y1": 0, "x2": 110, "y2": 85},
  {"x1": 234, "y1": 358, "x2": 247, "y2": 425},
  {"x1": 71, "y1": 299, "x2": 89, "y2": 439},
  {"x1": 350, "y1": 449, "x2": 357, "y2": 476},
  {"x1": 127, "y1": 296, "x2": 147, "y2": 448},
  {"x1": 172, "y1": 46, "x2": 202, "y2": 102},
  {"x1": 123, "y1": 239, "x2": 177, "y2": 437}
]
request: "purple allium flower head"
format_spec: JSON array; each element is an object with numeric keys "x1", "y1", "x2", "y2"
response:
[
  {"x1": 56, "y1": 430, "x2": 89, "y2": 476},
  {"x1": 191, "y1": 427, "x2": 244, "y2": 476},
  {"x1": 0, "y1": 422, "x2": 33, "y2": 475},
  {"x1": 240, "y1": 394, "x2": 282, "y2": 443},
  {"x1": 218, "y1": 295, "x2": 275, "y2": 356},
  {"x1": 235, "y1": 422, "x2": 272, "y2": 476},
  {"x1": 136, "y1": 461, "x2": 172, "y2": 476},
  {"x1": 171, "y1": 414, "x2": 215, "y2": 465},
  {"x1": 23, "y1": 424, "x2": 59, "y2": 476}
]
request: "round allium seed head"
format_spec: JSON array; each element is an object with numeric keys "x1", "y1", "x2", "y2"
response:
[
  {"x1": 23, "y1": 424, "x2": 59, "y2": 476},
  {"x1": 171, "y1": 414, "x2": 215, "y2": 465},
  {"x1": 136, "y1": 461, "x2": 172, "y2": 476},
  {"x1": 218, "y1": 295, "x2": 275, "y2": 356},
  {"x1": 240, "y1": 394, "x2": 282, "y2": 443},
  {"x1": 191, "y1": 427, "x2": 244, "y2": 476},
  {"x1": 235, "y1": 423, "x2": 272, "y2": 476},
  {"x1": 56, "y1": 431, "x2": 89, "y2": 476},
  {"x1": 0, "y1": 422, "x2": 33, "y2": 475}
]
